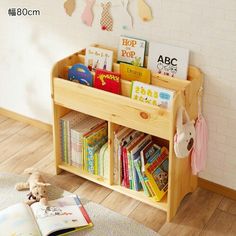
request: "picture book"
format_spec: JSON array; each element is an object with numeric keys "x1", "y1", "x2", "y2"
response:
[
  {"x1": 120, "y1": 63, "x2": 151, "y2": 83},
  {"x1": 113, "y1": 127, "x2": 133, "y2": 185},
  {"x1": 94, "y1": 69, "x2": 121, "y2": 94},
  {"x1": 128, "y1": 134, "x2": 152, "y2": 190},
  {"x1": 118, "y1": 36, "x2": 146, "y2": 67},
  {"x1": 85, "y1": 46, "x2": 114, "y2": 71},
  {"x1": 134, "y1": 157, "x2": 151, "y2": 197},
  {"x1": 68, "y1": 63, "x2": 93, "y2": 86},
  {"x1": 147, "y1": 42, "x2": 189, "y2": 80},
  {"x1": 130, "y1": 81, "x2": 175, "y2": 109},
  {"x1": 140, "y1": 141, "x2": 161, "y2": 174},
  {"x1": 145, "y1": 147, "x2": 169, "y2": 201},
  {"x1": 83, "y1": 123, "x2": 108, "y2": 173},
  {"x1": 0, "y1": 195, "x2": 92, "y2": 236},
  {"x1": 71, "y1": 117, "x2": 105, "y2": 167},
  {"x1": 60, "y1": 112, "x2": 88, "y2": 164}
]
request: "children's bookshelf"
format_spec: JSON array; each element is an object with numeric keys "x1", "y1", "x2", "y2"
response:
[{"x1": 51, "y1": 45, "x2": 203, "y2": 222}]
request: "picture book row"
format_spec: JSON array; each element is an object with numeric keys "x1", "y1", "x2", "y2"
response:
[
  {"x1": 60, "y1": 111, "x2": 169, "y2": 202},
  {"x1": 113, "y1": 126, "x2": 168, "y2": 201},
  {"x1": 67, "y1": 36, "x2": 189, "y2": 109},
  {"x1": 60, "y1": 111, "x2": 109, "y2": 179},
  {"x1": 68, "y1": 36, "x2": 189, "y2": 108}
]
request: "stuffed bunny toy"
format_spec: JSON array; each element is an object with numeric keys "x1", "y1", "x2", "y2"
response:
[{"x1": 15, "y1": 169, "x2": 50, "y2": 206}]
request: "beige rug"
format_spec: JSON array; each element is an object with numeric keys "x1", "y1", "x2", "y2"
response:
[{"x1": 0, "y1": 173, "x2": 160, "y2": 236}]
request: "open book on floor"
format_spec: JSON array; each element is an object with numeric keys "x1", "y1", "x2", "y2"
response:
[{"x1": 0, "y1": 195, "x2": 93, "y2": 236}]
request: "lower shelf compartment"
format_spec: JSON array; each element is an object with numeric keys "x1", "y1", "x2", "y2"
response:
[{"x1": 58, "y1": 163, "x2": 168, "y2": 212}]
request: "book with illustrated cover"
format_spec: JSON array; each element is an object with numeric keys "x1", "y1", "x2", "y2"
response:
[
  {"x1": 70, "y1": 117, "x2": 105, "y2": 167},
  {"x1": 120, "y1": 63, "x2": 151, "y2": 83},
  {"x1": 0, "y1": 195, "x2": 92, "y2": 236},
  {"x1": 145, "y1": 147, "x2": 169, "y2": 201},
  {"x1": 118, "y1": 36, "x2": 146, "y2": 67},
  {"x1": 85, "y1": 46, "x2": 114, "y2": 72},
  {"x1": 60, "y1": 112, "x2": 88, "y2": 164},
  {"x1": 94, "y1": 69, "x2": 121, "y2": 94},
  {"x1": 131, "y1": 81, "x2": 175, "y2": 109},
  {"x1": 147, "y1": 42, "x2": 189, "y2": 80},
  {"x1": 68, "y1": 64, "x2": 93, "y2": 86}
]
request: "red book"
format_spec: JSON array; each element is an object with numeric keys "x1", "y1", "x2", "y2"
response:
[{"x1": 94, "y1": 69, "x2": 121, "y2": 94}]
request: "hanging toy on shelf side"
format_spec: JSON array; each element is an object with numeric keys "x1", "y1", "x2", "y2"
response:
[{"x1": 191, "y1": 87, "x2": 208, "y2": 175}]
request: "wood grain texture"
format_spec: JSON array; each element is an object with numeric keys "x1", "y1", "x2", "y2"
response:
[
  {"x1": 0, "y1": 119, "x2": 27, "y2": 142},
  {"x1": 218, "y1": 198, "x2": 236, "y2": 216},
  {"x1": 0, "y1": 133, "x2": 52, "y2": 174},
  {"x1": 73, "y1": 181, "x2": 112, "y2": 204},
  {"x1": 0, "y1": 126, "x2": 46, "y2": 163},
  {"x1": 158, "y1": 188, "x2": 223, "y2": 235},
  {"x1": 129, "y1": 202, "x2": 166, "y2": 232},
  {"x1": 199, "y1": 177, "x2": 236, "y2": 201},
  {"x1": 200, "y1": 209, "x2": 236, "y2": 236},
  {"x1": 101, "y1": 191, "x2": 140, "y2": 216},
  {"x1": 0, "y1": 108, "x2": 52, "y2": 132},
  {"x1": 0, "y1": 115, "x2": 8, "y2": 123}
]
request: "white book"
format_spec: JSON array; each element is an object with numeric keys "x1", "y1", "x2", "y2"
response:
[
  {"x1": 131, "y1": 81, "x2": 175, "y2": 109},
  {"x1": 0, "y1": 195, "x2": 92, "y2": 236},
  {"x1": 147, "y1": 42, "x2": 189, "y2": 80},
  {"x1": 61, "y1": 111, "x2": 88, "y2": 165},
  {"x1": 85, "y1": 46, "x2": 114, "y2": 71}
]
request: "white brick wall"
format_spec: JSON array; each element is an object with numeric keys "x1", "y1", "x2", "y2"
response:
[{"x1": 0, "y1": 0, "x2": 235, "y2": 189}]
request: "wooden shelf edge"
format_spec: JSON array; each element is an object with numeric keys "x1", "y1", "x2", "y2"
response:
[{"x1": 58, "y1": 164, "x2": 168, "y2": 212}]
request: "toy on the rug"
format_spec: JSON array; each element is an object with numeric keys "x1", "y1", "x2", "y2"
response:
[{"x1": 15, "y1": 169, "x2": 50, "y2": 206}]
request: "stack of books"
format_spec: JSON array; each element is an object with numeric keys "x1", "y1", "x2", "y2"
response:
[
  {"x1": 113, "y1": 127, "x2": 169, "y2": 201},
  {"x1": 60, "y1": 111, "x2": 108, "y2": 178}
]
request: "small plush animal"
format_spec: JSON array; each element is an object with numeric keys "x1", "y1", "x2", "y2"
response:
[{"x1": 15, "y1": 169, "x2": 50, "y2": 206}]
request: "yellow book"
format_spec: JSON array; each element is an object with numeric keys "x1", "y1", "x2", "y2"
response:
[
  {"x1": 120, "y1": 63, "x2": 151, "y2": 84},
  {"x1": 145, "y1": 147, "x2": 169, "y2": 201}
]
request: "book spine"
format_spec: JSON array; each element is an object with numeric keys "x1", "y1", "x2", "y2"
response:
[
  {"x1": 94, "y1": 152, "x2": 98, "y2": 175},
  {"x1": 122, "y1": 147, "x2": 130, "y2": 188},
  {"x1": 64, "y1": 120, "x2": 68, "y2": 164},
  {"x1": 144, "y1": 178, "x2": 155, "y2": 197},
  {"x1": 134, "y1": 160, "x2": 150, "y2": 197},
  {"x1": 87, "y1": 146, "x2": 95, "y2": 174},
  {"x1": 113, "y1": 134, "x2": 119, "y2": 185},
  {"x1": 127, "y1": 152, "x2": 133, "y2": 189},
  {"x1": 60, "y1": 119, "x2": 65, "y2": 163}
]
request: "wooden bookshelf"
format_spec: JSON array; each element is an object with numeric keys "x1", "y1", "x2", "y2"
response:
[{"x1": 51, "y1": 45, "x2": 203, "y2": 221}]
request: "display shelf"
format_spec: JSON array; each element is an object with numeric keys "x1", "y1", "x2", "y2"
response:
[{"x1": 51, "y1": 45, "x2": 203, "y2": 221}]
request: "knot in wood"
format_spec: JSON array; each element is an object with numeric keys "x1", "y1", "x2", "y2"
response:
[{"x1": 140, "y1": 112, "x2": 149, "y2": 120}]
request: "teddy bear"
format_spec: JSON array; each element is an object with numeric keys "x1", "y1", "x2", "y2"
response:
[{"x1": 15, "y1": 169, "x2": 50, "y2": 206}]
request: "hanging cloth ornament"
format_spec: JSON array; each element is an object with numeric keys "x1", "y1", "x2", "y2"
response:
[
  {"x1": 120, "y1": 0, "x2": 133, "y2": 30},
  {"x1": 191, "y1": 87, "x2": 208, "y2": 175},
  {"x1": 81, "y1": 0, "x2": 96, "y2": 26},
  {"x1": 100, "y1": 1, "x2": 113, "y2": 31},
  {"x1": 137, "y1": 0, "x2": 153, "y2": 22},
  {"x1": 64, "y1": 0, "x2": 76, "y2": 16}
]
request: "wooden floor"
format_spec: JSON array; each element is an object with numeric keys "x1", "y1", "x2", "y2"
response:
[{"x1": 1, "y1": 114, "x2": 236, "y2": 236}]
